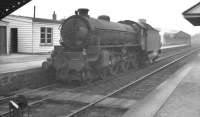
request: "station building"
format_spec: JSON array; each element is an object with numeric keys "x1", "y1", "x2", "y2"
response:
[
  {"x1": 159, "y1": 30, "x2": 191, "y2": 46},
  {"x1": 162, "y1": 31, "x2": 191, "y2": 46},
  {"x1": 0, "y1": 13, "x2": 61, "y2": 55}
]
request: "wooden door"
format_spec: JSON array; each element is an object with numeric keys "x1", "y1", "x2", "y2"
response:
[
  {"x1": 0, "y1": 26, "x2": 7, "y2": 55},
  {"x1": 10, "y1": 28, "x2": 18, "y2": 53}
]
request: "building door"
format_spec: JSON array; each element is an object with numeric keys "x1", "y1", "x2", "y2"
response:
[
  {"x1": 10, "y1": 28, "x2": 18, "y2": 53},
  {"x1": 0, "y1": 26, "x2": 7, "y2": 55}
]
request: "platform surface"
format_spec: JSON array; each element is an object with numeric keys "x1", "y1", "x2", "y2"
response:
[
  {"x1": 154, "y1": 53, "x2": 200, "y2": 117},
  {"x1": 161, "y1": 44, "x2": 187, "y2": 49},
  {"x1": 0, "y1": 54, "x2": 49, "y2": 64},
  {"x1": 123, "y1": 52, "x2": 200, "y2": 117},
  {"x1": 0, "y1": 54, "x2": 49, "y2": 74}
]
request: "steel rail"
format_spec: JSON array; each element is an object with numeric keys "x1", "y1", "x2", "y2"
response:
[
  {"x1": 0, "y1": 83, "x2": 57, "y2": 102},
  {"x1": 0, "y1": 81, "x2": 100, "y2": 116},
  {"x1": 156, "y1": 47, "x2": 193, "y2": 62},
  {"x1": 64, "y1": 48, "x2": 200, "y2": 117}
]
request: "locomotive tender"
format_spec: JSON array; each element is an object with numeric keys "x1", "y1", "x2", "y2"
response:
[{"x1": 42, "y1": 8, "x2": 161, "y2": 82}]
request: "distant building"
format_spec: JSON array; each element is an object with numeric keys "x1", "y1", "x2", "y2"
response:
[
  {"x1": 161, "y1": 30, "x2": 191, "y2": 46},
  {"x1": 0, "y1": 12, "x2": 62, "y2": 55}
]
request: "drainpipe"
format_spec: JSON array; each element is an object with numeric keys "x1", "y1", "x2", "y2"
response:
[
  {"x1": 33, "y1": 6, "x2": 36, "y2": 19},
  {"x1": 32, "y1": 6, "x2": 36, "y2": 54},
  {"x1": 32, "y1": 21, "x2": 33, "y2": 54}
]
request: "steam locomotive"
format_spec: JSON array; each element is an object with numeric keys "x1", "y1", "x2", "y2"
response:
[{"x1": 42, "y1": 8, "x2": 161, "y2": 82}]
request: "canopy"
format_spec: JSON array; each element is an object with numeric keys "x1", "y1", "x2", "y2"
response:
[
  {"x1": 183, "y1": 2, "x2": 200, "y2": 26},
  {"x1": 0, "y1": 0, "x2": 32, "y2": 20}
]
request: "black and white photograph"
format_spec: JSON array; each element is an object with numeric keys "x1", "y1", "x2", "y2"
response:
[{"x1": 0, "y1": 0, "x2": 200, "y2": 117}]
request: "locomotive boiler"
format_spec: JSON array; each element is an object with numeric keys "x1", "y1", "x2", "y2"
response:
[{"x1": 42, "y1": 8, "x2": 161, "y2": 83}]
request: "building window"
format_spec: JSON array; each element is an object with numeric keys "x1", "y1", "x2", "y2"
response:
[{"x1": 40, "y1": 27, "x2": 53, "y2": 45}]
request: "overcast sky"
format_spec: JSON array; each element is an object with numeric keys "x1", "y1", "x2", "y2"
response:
[{"x1": 13, "y1": 0, "x2": 200, "y2": 35}]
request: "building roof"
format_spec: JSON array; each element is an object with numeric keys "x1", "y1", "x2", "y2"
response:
[
  {"x1": 0, "y1": 20, "x2": 9, "y2": 26},
  {"x1": 0, "y1": 0, "x2": 32, "y2": 20},
  {"x1": 183, "y1": 2, "x2": 200, "y2": 26},
  {"x1": 165, "y1": 30, "x2": 180, "y2": 34},
  {"x1": 32, "y1": 17, "x2": 62, "y2": 24},
  {"x1": 7, "y1": 14, "x2": 62, "y2": 24},
  {"x1": 0, "y1": 20, "x2": 9, "y2": 23},
  {"x1": 164, "y1": 30, "x2": 190, "y2": 38}
]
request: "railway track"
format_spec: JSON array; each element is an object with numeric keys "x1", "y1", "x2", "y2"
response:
[
  {"x1": 62, "y1": 48, "x2": 199, "y2": 117},
  {"x1": 0, "y1": 47, "x2": 198, "y2": 117},
  {"x1": 0, "y1": 46, "x2": 192, "y2": 101},
  {"x1": 0, "y1": 84, "x2": 58, "y2": 103}
]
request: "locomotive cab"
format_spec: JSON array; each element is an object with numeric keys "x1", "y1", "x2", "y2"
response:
[{"x1": 138, "y1": 19, "x2": 161, "y2": 63}]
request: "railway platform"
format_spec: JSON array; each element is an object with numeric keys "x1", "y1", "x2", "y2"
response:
[
  {"x1": 160, "y1": 44, "x2": 187, "y2": 49},
  {"x1": 0, "y1": 54, "x2": 49, "y2": 74},
  {"x1": 0, "y1": 54, "x2": 54, "y2": 95},
  {"x1": 122, "y1": 51, "x2": 200, "y2": 117}
]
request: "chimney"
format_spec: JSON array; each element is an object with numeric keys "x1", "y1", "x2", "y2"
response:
[
  {"x1": 52, "y1": 11, "x2": 57, "y2": 20},
  {"x1": 139, "y1": 19, "x2": 146, "y2": 23},
  {"x1": 77, "y1": 8, "x2": 89, "y2": 17},
  {"x1": 98, "y1": 15, "x2": 110, "y2": 21},
  {"x1": 33, "y1": 6, "x2": 36, "y2": 18}
]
